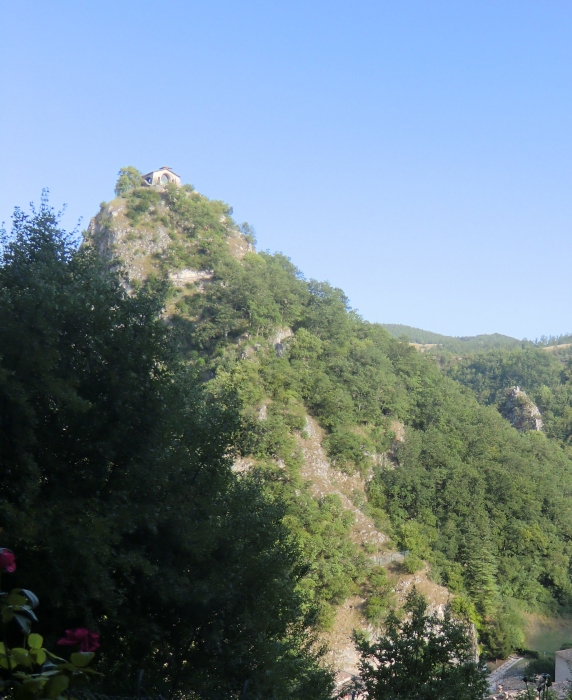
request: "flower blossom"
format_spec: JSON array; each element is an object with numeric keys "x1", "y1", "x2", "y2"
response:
[
  {"x1": 0, "y1": 549, "x2": 16, "y2": 573},
  {"x1": 57, "y1": 628, "x2": 100, "y2": 652}
]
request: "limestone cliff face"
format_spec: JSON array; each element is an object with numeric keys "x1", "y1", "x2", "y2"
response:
[
  {"x1": 84, "y1": 195, "x2": 253, "y2": 287},
  {"x1": 85, "y1": 199, "x2": 171, "y2": 284},
  {"x1": 498, "y1": 386, "x2": 543, "y2": 432}
]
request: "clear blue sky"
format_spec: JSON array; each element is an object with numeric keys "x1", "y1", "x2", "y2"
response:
[{"x1": 1, "y1": 1, "x2": 571, "y2": 339}]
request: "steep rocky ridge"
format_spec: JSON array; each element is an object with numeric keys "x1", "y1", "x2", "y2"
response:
[
  {"x1": 298, "y1": 415, "x2": 449, "y2": 677},
  {"x1": 86, "y1": 192, "x2": 253, "y2": 285},
  {"x1": 84, "y1": 182, "x2": 451, "y2": 679},
  {"x1": 87, "y1": 198, "x2": 171, "y2": 283},
  {"x1": 86, "y1": 176, "x2": 572, "y2": 673}
]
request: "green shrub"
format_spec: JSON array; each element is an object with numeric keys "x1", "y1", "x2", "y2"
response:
[
  {"x1": 364, "y1": 595, "x2": 389, "y2": 624},
  {"x1": 483, "y1": 602, "x2": 526, "y2": 659},
  {"x1": 403, "y1": 553, "x2": 424, "y2": 574},
  {"x1": 363, "y1": 566, "x2": 393, "y2": 624},
  {"x1": 325, "y1": 427, "x2": 372, "y2": 474},
  {"x1": 125, "y1": 187, "x2": 161, "y2": 224},
  {"x1": 523, "y1": 655, "x2": 555, "y2": 678},
  {"x1": 449, "y1": 595, "x2": 479, "y2": 625},
  {"x1": 316, "y1": 602, "x2": 336, "y2": 631}
]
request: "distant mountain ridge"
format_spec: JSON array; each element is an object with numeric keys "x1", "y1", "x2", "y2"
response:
[{"x1": 381, "y1": 324, "x2": 530, "y2": 353}]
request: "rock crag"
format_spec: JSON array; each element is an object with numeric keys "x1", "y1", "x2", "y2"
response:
[{"x1": 499, "y1": 386, "x2": 543, "y2": 432}]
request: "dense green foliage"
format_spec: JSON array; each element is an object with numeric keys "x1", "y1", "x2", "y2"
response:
[
  {"x1": 0, "y1": 198, "x2": 333, "y2": 699},
  {"x1": 535, "y1": 333, "x2": 572, "y2": 347},
  {"x1": 381, "y1": 324, "x2": 528, "y2": 353},
  {"x1": 6, "y1": 170, "x2": 572, "y2": 700},
  {"x1": 523, "y1": 655, "x2": 555, "y2": 678},
  {"x1": 100, "y1": 179, "x2": 572, "y2": 659},
  {"x1": 353, "y1": 589, "x2": 488, "y2": 700},
  {"x1": 114, "y1": 166, "x2": 143, "y2": 197},
  {"x1": 449, "y1": 347, "x2": 572, "y2": 445}
]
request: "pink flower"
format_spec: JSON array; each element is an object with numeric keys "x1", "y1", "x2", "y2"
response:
[
  {"x1": 0, "y1": 549, "x2": 16, "y2": 573},
  {"x1": 57, "y1": 628, "x2": 100, "y2": 652}
]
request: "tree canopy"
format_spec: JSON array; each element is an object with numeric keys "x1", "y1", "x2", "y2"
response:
[
  {"x1": 353, "y1": 589, "x2": 488, "y2": 700},
  {"x1": 0, "y1": 196, "x2": 333, "y2": 699}
]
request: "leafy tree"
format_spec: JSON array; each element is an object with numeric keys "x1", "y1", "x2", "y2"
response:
[
  {"x1": 463, "y1": 529, "x2": 499, "y2": 617},
  {"x1": 523, "y1": 655, "x2": 555, "y2": 678},
  {"x1": 114, "y1": 166, "x2": 143, "y2": 196},
  {"x1": 403, "y1": 553, "x2": 425, "y2": 574},
  {"x1": 0, "y1": 197, "x2": 334, "y2": 699},
  {"x1": 353, "y1": 589, "x2": 488, "y2": 700},
  {"x1": 363, "y1": 566, "x2": 394, "y2": 625}
]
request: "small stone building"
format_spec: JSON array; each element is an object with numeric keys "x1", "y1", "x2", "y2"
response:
[
  {"x1": 142, "y1": 166, "x2": 181, "y2": 188},
  {"x1": 555, "y1": 649, "x2": 572, "y2": 683}
]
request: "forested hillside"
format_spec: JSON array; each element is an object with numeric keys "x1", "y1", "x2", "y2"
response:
[
  {"x1": 381, "y1": 324, "x2": 529, "y2": 353},
  {"x1": 86, "y1": 171, "x2": 572, "y2": 656},
  {"x1": 0, "y1": 198, "x2": 334, "y2": 699},
  {"x1": 3, "y1": 171, "x2": 572, "y2": 698},
  {"x1": 448, "y1": 346, "x2": 572, "y2": 446}
]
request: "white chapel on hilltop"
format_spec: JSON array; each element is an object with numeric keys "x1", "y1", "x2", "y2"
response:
[{"x1": 142, "y1": 166, "x2": 181, "y2": 188}]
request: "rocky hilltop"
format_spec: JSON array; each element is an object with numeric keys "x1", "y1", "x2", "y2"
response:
[
  {"x1": 81, "y1": 169, "x2": 572, "y2": 674},
  {"x1": 86, "y1": 188, "x2": 253, "y2": 285},
  {"x1": 83, "y1": 176, "x2": 450, "y2": 681}
]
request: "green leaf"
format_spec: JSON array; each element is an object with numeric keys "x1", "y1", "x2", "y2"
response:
[
  {"x1": 27, "y1": 633, "x2": 43, "y2": 650},
  {"x1": 14, "y1": 613, "x2": 32, "y2": 635},
  {"x1": 31, "y1": 648, "x2": 46, "y2": 665},
  {"x1": 21, "y1": 678, "x2": 47, "y2": 692},
  {"x1": 70, "y1": 652, "x2": 94, "y2": 668},
  {"x1": 44, "y1": 674, "x2": 69, "y2": 699},
  {"x1": 11, "y1": 647, "x2": 32, "y2": 667},
  {"x1": 0, "y1": 654, "x2": 14, "y2": 669},
  {"x1": 6, "y1": 593, "x2": 28, "y2": 606}
]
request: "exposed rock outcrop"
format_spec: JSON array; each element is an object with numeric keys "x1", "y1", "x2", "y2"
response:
[
  {"x1": 499, "y1": 386, "x2": 543, "y2": 432},
  {"x1": 169, "y1": 268, "x2": 213, "y2": 287},
  {"x1": 84, "y1": 194, "x2": 253, "y2": 287},
  {"x1": 85, "y1": 200, "x2": 171, "y2": 284}
]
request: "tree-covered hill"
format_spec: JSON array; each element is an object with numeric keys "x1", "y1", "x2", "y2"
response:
[
  {"x1": 84, "y1": 171, "x2": 572, "y2": 657},
  {"x1": 0, "y1": 198, "x2": 334, "y2": 699},
  {"x1": 448, "y1": 346, "x2": 572, "y2": 447},
  {"x1": 381, "y1": 324, "x2": 529, "y2": 354},
  {"x1": 3, "y1": 170, "x2": 572, "y2": 697}
]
